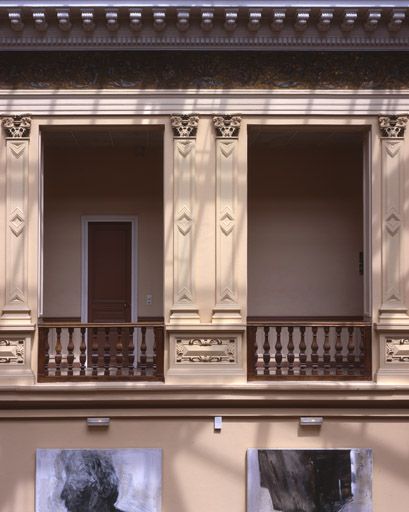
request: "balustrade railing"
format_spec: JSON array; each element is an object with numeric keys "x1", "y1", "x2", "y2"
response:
[
  {"x1": 247, "y1": 318, "x2": 372, "y2": 380},
  {"x1": 38, "y1": 321, "x2": 164, "y2": 382}
]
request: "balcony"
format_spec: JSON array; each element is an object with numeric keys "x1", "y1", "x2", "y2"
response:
[
  {"x1": 38, "y1": 321, "x2": 164, "y2": 382},
  {"x1": 247, "y1": 318, "x2": 372, "y2": 380}
]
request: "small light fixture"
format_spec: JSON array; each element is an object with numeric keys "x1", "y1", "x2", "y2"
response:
[
  {"x1": 214, "y1": 416, "x2": 223, "y2": 431},
  {"x1": 299, "y1": 416, "x2": 323, "y2": 427},
  {"x1": 87, "y1": 417, "x2": 110, "y2": 428}
]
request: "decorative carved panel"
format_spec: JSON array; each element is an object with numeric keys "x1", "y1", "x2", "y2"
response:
[
  {"x1": 1, "y1": 115, "x2": 31, "y2": 138},
  {"x1": 379, "y1": 115, "x2": 408, "y2": 138},
  {"x1": 175, "y1": 337, "x2": 237, "y2": 363},
  {"x1": 171, "y1": 115, "x2": 199, "y2": 138},
  {"x1": 385, "y1": 338, "x2": 409, "y2": 363},
  {"x1": 0, "y1": 339, "x2": 24, "y2": 364}
]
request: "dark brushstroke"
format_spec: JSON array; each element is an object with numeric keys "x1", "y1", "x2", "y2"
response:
[
  {"x1": 258, "y1": 449, "x2": 352, "y2": 512},
  {"x1": 59, "y1": 450, "x2": 125, "y2": 512}
]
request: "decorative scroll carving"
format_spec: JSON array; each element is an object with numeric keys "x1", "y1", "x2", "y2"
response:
[
  {"x1": 0, "y1": 340, "x2": 24, "y2": 364},
  {"x1": 176, "y1": 338, "x2": 236, "y2": 363},
  {"x1": 379, "y1": 115, "x2": 408, "y2": 138},
  {"x1": 386, "y1": 338, "x2": 409, "y2": 362},
  {"x1": 171, "y1": 115, "x2": 199, "y2": 138},
  {"x1": 2, "y1": 115, "x2": 31, "y2": 138},
  {"x1": 213, "y1": 115, "x2": 241, "y2": 138}
]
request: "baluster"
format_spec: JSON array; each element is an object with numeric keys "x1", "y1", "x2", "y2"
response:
[
  {"x1": 140, "y1": 326, "x2": 147, "y2": 375},
  {"x1": 91, "y1": 327, "x2": 99, "y2": 376},
  {"x1": 275, "y1": 326, "x2": 282, "y2": 376},
  {"x1": 299, "y1": 326, "x2": 306, "y2": 376},
  {"x1": 347, "y1": 326, "x2": 355, "y2": 375},
  {"x1": 79, "y1": 327, "x2": 86, "y2": 376},
  {"x1": 311, "y1": 326, "x2": 319, "y2": 376},
  {"x1": 247, "y1": 325, "x2": 258, "y2": 378},
  {"x1": 153, "y1": 326, "x2": 164, "y2": 380},
  {"x1": 104, "y1": 327, "x2": 111, "y2": 376},
  {"x1": 263, "y1": 326, "x2": 271, "y2": 375},
  {"x1": 323, "y1": 326, "x2": 331, "y2": 375},
  {"x1": 67, "y1": 327, "x2": 75, "y2": 376},
  {"x1": 128, "y1": 326, "x2": 135, "y2": 376},
  {"x1": 116, "y1": 327, "x2": 123, "y2": 376},
  {"x1": 359, "y1": 326, "x2": 365, "y2": 375},
  {"x1": 55, "y1": 327, "x2": 62, "y2": 377},
  {"x1": 287, "y1": 326, "x2": 294, "y2": 376},
  {"x1": 42, "y1": 327, "x2": 50, "y2": 377},
  {"x1": 335, "y1": 326, "x2": 343, "y2": 375}
]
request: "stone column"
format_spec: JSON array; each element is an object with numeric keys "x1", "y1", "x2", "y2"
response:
[
  {"x1": 212, "y1": 115, "x2": 243, "y2": 324},
  {"x1": 378, "y1": 115, "x2": 409, "y2": 324},
  {"x1": 169, "y1": 115, "x2": 200, "y2": 324},
  {"x1": 1, "y1": 115, "x2": 32, "y2": 322},
  {"x1": 0, "y1": 115, "x2": 34, "y2": 384},
  {"x1": 377, "y1": 115, "x2": 409, "y2": 383}
]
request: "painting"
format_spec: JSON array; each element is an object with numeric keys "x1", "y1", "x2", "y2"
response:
[
  {"x1": 36, "y1": 448, "x2": 162, "y2": 512},
  {"x1": 247, "y1": 449, "x2": 372, "y2": 512}
]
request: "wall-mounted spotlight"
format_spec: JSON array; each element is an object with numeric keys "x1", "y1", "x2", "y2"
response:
[
  {"x1": 87, "y1": 417, "x2": 110, "y2": 428},
  {"x1": 299, "y1": 416, "x2": 323, "y2": 427}
]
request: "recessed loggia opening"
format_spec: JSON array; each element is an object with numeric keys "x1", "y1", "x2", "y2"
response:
[
  {"x1": 38, "y1": 127, "x2": 164, "y2": 381},
  {"x1": 247, "y1": 126, "x2": 372, "y2": 380}
]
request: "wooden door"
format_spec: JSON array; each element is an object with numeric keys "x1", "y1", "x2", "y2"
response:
[
  {"x1": 88, "y1": 221, "x2": 132, "y2": 324},
  {"x1": 87, "y1": 221, "x2": 132, "y2": 366}
]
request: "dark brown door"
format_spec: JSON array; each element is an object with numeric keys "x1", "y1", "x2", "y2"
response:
[{"x1": 88, "y1": 222, "x2": 132, "y2": 323}]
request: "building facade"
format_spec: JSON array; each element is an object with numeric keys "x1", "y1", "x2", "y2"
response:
[{"x1": 1, "y1": 2, "x2": 409, "y2": 511}]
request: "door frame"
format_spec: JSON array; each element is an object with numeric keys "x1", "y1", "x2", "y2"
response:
[{"x1": 81, "y1": 215, "x2": 138, "y2": 323}]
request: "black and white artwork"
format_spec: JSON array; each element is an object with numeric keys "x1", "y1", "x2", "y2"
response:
[
  {"x1": 36, "y1": 448, "x2": 162, "y2": 512},
  {"x1": 247, "y1": 449, "x2": 372, "y2": 512}
]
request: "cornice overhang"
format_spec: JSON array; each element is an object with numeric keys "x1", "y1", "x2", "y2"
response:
[{"x1": 0, "y1": 3, "x2": 409, "y2": 50}]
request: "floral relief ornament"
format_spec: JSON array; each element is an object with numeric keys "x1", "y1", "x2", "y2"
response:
[
  {"x1": 213, "y1": 115, "x2": 242, "y2": 138},
  {"x1": 378, "y1": 115, "x2": 408, "y2": 138},
  {"x1": 170, "y1": 114, "x2": 199, "y2": 138},
  {"x1": 2, "y1": 114, "x2": 32, "y2": 138}
]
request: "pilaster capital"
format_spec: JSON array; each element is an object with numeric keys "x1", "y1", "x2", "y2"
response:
[
  {"x1": 1, "y1": 114, "x2": 31, "y2": 139},
  {"x1": 170, "y1": 114, "x2": 199, "y2": 139},
  {"x1": 378, "y1": 115, "x2": 408, "y2": 139},
  {"x1": 212, "y1": 115, "x2": 242, "y2": 138}
]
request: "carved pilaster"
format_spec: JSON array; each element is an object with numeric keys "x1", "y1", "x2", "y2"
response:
[
  {"x1": 169, "y1": 115, "x2": 200, "y2": 323},
  {"x1": 1, "y1": 115, "x2": 31, "y2": 321},
  {"x1": 212, "y1": 115, "x2": 242, "y2": 323},
  {"x1": 378, "y1": 115, "x2": 409, "y2": 324}
]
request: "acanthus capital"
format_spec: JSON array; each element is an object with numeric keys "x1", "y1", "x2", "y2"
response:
[
  {"x1": 170, "y1": 114, "x2": 199, "y2": 138},
  {"x1": 1, "y1": 114, "x2": 32, "y2": 139},
  {"x1": 213, "y1": 114, "x2": 242, "y2": 138},
  {"x1": 378, "y1": 114, "x2": 408, "y2": 138}
]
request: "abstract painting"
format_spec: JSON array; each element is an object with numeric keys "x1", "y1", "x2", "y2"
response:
[
  {"x1": 36, "y1": 448, "x2": 162, "y2": 512},
  {"x1": 247, "y1": 449, "x2": 372, "y2": 512}
]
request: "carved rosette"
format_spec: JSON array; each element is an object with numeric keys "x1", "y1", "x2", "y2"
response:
[
  {"x1": 171, "y1": 114, "x2": 199, "y2": 138},
  {"x1": 2, "y1": 115, "x2": 31, "y2": 138},
  {"x1": 0, "y1": 339, "x2": 24, "y2": 364},
  {"x1": 175, "y1": 337, "x2": 236, "y2": 363},
  {"x1": 378, "y1": 115, "x2": 408, "y2": 138},
  {"x1": 212, "y1": 115, "x2": 241, "y2": 138}
]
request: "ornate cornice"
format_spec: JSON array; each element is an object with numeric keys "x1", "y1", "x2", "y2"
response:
[
  {"x1": 0, "y1": 6, "x2": 408, "y2": 50},
  {"x1": 170, "y1": 114, "x2": 199, "y2": 138},
  {"x1": 213, "y1": 115, "x2": 242, "y2": 138},
  {"x1": 1, "y1": 115, "x2": 31, "y2": 138},
  {"x1": 378, "y1": 115, "x2": 408, "y2": 138}
]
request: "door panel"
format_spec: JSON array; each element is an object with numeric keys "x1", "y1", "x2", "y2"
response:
[{"x1": 88, "y1": 221, "x2": 132, "y2": 323}]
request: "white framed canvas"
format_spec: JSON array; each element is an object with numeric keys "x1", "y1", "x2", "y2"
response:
[
  {"x1": 247, "y1": 448, "x2": 372, "y2": 512},
  {"x1": 36, "y1": 448, "x2": 162, "y2": 512}
]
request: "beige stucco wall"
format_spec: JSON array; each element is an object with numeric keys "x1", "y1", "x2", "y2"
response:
[
  {"x1": 42, "y1": 133, "x2": 163, "y2": 319},
  {"x1": 0, "y1": 414, "x2": 407, "y2": 512},
  {"x1": 248, "y1": 130, "x2": 364, "y2": 317}
]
